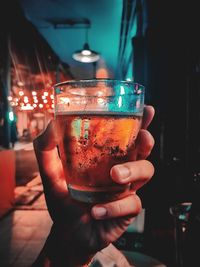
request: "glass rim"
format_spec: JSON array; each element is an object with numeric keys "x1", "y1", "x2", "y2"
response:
[{"x1": 54, "y1": 78, "x2": 145, "y2": 89}]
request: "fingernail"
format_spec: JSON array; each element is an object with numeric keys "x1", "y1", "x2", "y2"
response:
[
  {"x1": 92, "y1": 207, "x2": 107, "y2": 219},
  {"x1": 116, "y1": 165, "x2": 130, "y2": 180}
]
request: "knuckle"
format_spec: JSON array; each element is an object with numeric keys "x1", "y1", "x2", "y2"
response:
[
  {"x1": 147, "y1": 160, "x2": 155, "y2": 178},
  {"x1": 140, "y1": 160, "x2": 155, "y2": 180},
  {"x1": 134, "y1": 194, "x2": 142, "y2": 213},
  {"x1": 108, "y1": 202, "x2": 122, "y2": 217}
]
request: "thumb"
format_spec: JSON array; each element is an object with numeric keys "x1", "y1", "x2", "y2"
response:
[{"x1": 33, "y1": 120, "x2": 66, "y2": 193}]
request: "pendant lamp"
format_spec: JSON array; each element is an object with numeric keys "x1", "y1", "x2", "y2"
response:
[{"x1": 72, "y1": 27, "x2": 100, "y2": 63}]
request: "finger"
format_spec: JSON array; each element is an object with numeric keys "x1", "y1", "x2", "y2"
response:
[
  {"x1": 127, "y1": 129, "x2": 155, "y2": 161},
  {"x1": 91, "y1": 194, "x2": 142, "y2": 219},
  {"x1": 135, "y1": 129, "x2": 155, "y2": 160},
  {"x1": 110, "y1": 160, "x2": 154, "y2": 187},
  {"x1": 33, "y1": 120, "x2": 58, "y2": 151},
  {"x1": 33, "y1": 120, "x2": 66, "y2": 193},
  {"x1": 142, "y1": 105, "x2": 155, "y2": 129}
]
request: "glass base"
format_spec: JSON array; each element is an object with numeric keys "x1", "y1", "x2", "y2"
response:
[{"x1": 68, "y1": 184, "x2": 130, "y2": 203}]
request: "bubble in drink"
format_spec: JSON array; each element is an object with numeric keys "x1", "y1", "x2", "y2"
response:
[{"x1": 56, "y1": 112, "x2": 142, "y2": 203}]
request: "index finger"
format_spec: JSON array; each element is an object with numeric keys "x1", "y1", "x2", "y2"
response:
[{"x1": 142, "y1": 105, "x2": 155, "y2": 129}]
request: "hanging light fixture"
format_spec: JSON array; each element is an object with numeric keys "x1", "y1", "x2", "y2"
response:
[{"x1": 72, "y1": 26, "x2": 100, "y2": 63}]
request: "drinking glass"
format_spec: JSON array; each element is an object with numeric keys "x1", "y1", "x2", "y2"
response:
[{"x1": 54, "y1": 79, "x2": 145, "y2": 203}]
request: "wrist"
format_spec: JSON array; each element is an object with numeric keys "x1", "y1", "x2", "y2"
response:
[{"x1": 32, "y1": 224, "x2": 94, "y2": 267}]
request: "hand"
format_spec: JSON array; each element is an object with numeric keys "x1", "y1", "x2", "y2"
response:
[{"x1": 33, "y1": 105, "x2": 155, "y2": 266}]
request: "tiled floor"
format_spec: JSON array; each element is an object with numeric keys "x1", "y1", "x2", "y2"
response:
[
  {"x1": 0, "y1": 142, "x2": 52, "y2": 267},
  {"x1": 0, "y1": 179, "x2": 52, "y2": 267}
]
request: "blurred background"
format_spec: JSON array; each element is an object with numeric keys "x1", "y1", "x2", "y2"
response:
[{"x1": 0, "y1": 0, "x2": 199, "y2": 266}]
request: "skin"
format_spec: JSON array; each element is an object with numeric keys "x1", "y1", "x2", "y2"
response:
[{"x1": 32, "y1": 105, "x2": 155, "y2": 267}]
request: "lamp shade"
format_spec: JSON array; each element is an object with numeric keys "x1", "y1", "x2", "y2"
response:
[{"x1": 72, "y1": 43, "x2": 100, "y2": 63}]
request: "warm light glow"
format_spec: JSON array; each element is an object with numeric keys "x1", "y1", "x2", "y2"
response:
[
  {"x1": 21, "y1": 105, "x2": 34, "y2": 110},
  {"x1": 96, "y1": 91, "x2": 104, "y2": 96},
  {"x1": 96, "y1": 67, "x2": 109, "y2": 78},
  {"x1": 19, "y1": 90, "x2": 24, "y2": 96},
  {"x1": 73, "y1": 52, "x2": 100, "y2": 63},
  {"x1": 82, "y1": 49, "x2": 92, "y2": 56},
  {"x1": 11, "y1": 85, "x2": 54, "y2": 112},
  {"x1": 60, "y1": 97, "x2": 70, "y2": 104},
  {"x1": 81, "y1": 56, "x2": 92, "y2": 63},
  {"x1": 97, "y1": 98, "x2": 105, "y2": 105},
  {"x1": 24, "y1": 96, "x2": 29, "y2": 103},
  {"x1": 17, "y1": 81, "x2": 24, "y2": 87}
]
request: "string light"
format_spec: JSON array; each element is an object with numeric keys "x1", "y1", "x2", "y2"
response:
[
  {"x1": 24, "y1": 96, "x2": 29, "y2": 103},
  {"x1": 19, "y1": 91, "x2": 24, "y2": 96},
  {"x1": 21, "y1": 105, "x2": 34, "y2": 110},
  {"x1": 7, "y1": 88, "x2": 54, "y2": 112}
]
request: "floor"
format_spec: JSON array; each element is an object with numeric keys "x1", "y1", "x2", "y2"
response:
[
  {"x1": 14, "y1": 142, "x2": 39, "y2": 186},
  {"x1": 0, "y1": 192, "x2": 52, "y2": 267},
  {"x1": 0, "y1": 142, "x2": 52, "y2": 267}
]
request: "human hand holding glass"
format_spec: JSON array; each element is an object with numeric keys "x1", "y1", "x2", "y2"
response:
[{"x1": 32, "y1": 105, "x2": 155, "y2": 267}]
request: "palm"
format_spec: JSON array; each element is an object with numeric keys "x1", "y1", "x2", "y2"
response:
[
  {"x1": 45, "y1": 176, "x2": 133, "y2": 253},
  {"x1": 71, "y1": 212, "x2": 133, "y2": 253}
]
